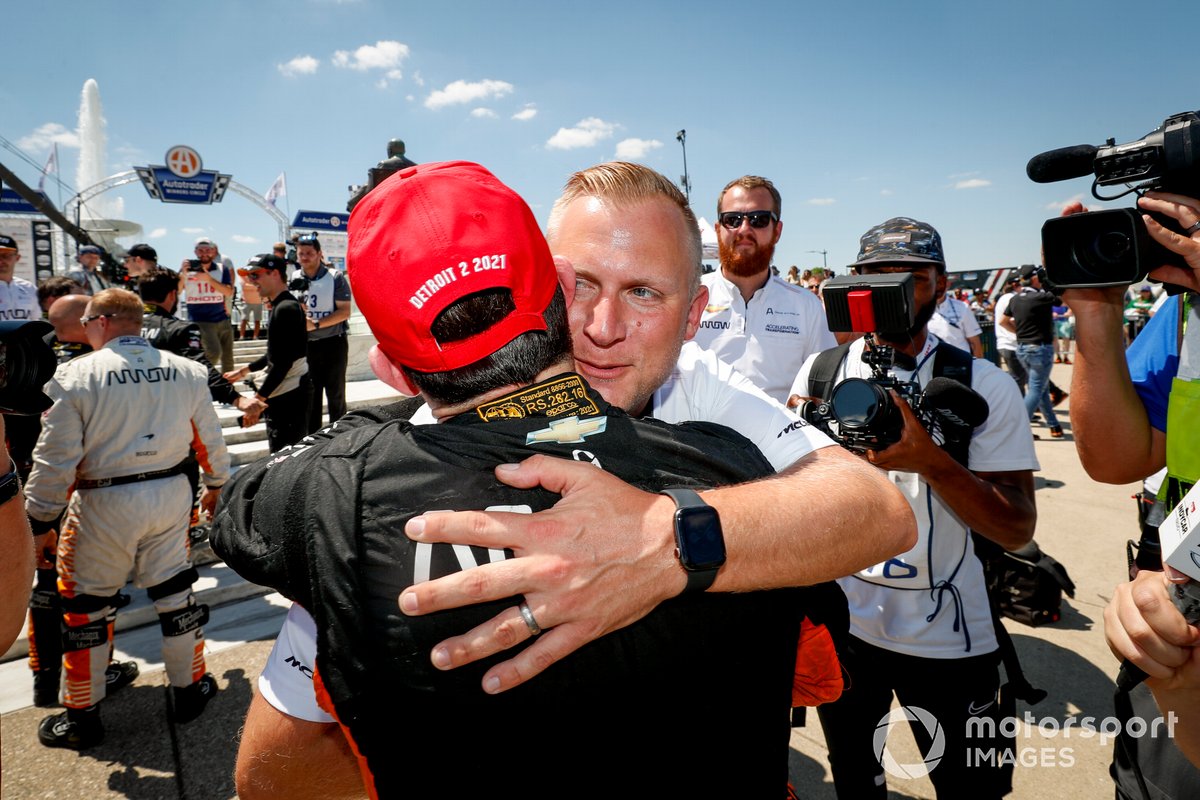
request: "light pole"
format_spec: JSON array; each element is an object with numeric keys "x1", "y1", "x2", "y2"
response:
[
  {"x1": 676, "y1": 129, "x2": 691, "y2": 203},
  {"x1": 805, "y1": 249, "x2": 828, "y2": 270}
]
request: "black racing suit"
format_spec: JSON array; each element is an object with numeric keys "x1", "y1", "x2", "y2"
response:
[
  {"x1": 213, "y1": 373, "x2": 809, "y2": 797},
  {"x1": 17, "y1": 334, "x2": 93, "y2": 682},
  {"x1": 141, "y1": 304, "x2": 242, "y2": 405},
  {"x1": 247, "y1": 291, "x2": 309, "y2": 452}
]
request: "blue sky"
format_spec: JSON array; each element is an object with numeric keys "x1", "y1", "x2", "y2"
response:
[{"x1": 2, "y1": 0, "x2": 1197, "y2": 277}]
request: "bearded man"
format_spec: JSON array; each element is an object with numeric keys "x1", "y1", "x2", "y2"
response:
[{"x1": 692, "y1": 175, "x2": 835, "y2": 402}]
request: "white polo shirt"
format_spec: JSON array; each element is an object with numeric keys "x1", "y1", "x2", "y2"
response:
[
  {"x1": 0, "y1": 276, "x2": 41, "y2": 322},
  {"x1": 928, "y1": 297, "x2": 982, "y2": 354},
  {"x1": 693, "y1": 270, "x2": 835, "y2": 404}
]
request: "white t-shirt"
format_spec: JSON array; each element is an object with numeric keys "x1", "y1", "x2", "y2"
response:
[
  {"x1": 692, "y1": 270, "x2": 835, "y2": 403},
  {"x1": 927, "y1": 297, "x2": 982, "y2": 354},
  {"x1": 993, "y1": 293, "x2": 1017, "y2": 351},
  {"x1": 0, "y1": 276, "x2": 41, "y2": 322},
  {"x1": 258, "y1": 604, "x2": 333, "y2": 722},
  {"x1": 259, "y1": 342, "x2": 836, "y2": 721},
  {"x1": 791, "y1": 333, "x2": 1038, "y2": 658}
]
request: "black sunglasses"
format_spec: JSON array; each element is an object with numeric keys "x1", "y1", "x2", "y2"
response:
[{"x1": 718, "y1": 210, "x2": 779, "y2": 230}]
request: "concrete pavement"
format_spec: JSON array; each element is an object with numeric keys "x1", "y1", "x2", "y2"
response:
[{"x1": 0, "y1": 364, "x2": 1167, "y2": 798}]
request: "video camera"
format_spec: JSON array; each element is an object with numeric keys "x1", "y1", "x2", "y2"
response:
[
  {"x1": 801, "y1": 273, "x2": 988, "y2": 455},
  {"x1": 0, "y1": 320, "x2": 56, "y2": 415},
  {"x1": 1029, "y1": 110, "x2": 1200, "y2": 288}
]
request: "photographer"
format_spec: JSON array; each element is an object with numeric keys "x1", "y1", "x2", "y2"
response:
[
  {"x1": 789, "y1": 218, "x2": 1037, "y2": 799},
  {"x1": 180, "y1": 237, "x2": 236, "y2": 374},
  {"x1": 1066, "y1": 191, "x2": 1200, "y2": 784}
]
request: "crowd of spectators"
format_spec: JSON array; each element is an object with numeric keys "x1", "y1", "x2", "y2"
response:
[{"x1": 0, "y1": 231, "x2": 352, "y2": 750}]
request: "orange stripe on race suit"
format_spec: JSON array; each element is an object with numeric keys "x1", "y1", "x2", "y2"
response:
[
  {"x1": 190, "y1": 422, "x2": 213, "y2": 475},
  {"x1": 792, "y1": 616, "x2": 845, "y2": 707},
  {"x1": 61, "y1": 617, "x2": 111, "y2": 709},
  {"x1": 313, "y1": 666, "x2": 377, "y2": 800},
  {"x1": 56, "y1": 520, "x2": 80, "y2": 599},
  {"x1": 190, "y1": 639, "x2": 206, "y2": 684}
]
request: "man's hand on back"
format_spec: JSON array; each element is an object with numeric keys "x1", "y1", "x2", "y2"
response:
[{"x1": 399, "y1": 454, "x2": 682, "y2": 694}]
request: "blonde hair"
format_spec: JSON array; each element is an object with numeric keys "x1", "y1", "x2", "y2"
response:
[
  {"x1": 89, "y1": 288, "x2": 144, "y2": 328},
  {"x1": 546, "y1": 162, "x2": 702, "y2": 294}
]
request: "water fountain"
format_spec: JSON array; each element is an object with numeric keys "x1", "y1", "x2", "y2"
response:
[{"x1": 74, "y1": 78, "x2": 140, "y2": 254}]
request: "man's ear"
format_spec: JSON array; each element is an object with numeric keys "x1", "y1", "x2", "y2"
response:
[
  {"x1": 683, "y1": 283, "x2": 709, "y2": 342},
  {"x1": 368, "y1": 344, "x2": 419, "y2": 397},
  {"x1": 553, "y1": 255, "x2": 576, "y2": 310}
]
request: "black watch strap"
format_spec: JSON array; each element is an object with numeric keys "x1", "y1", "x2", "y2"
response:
[{"x1": 661, "y1": 487, "x2": 723, "y2": 594}]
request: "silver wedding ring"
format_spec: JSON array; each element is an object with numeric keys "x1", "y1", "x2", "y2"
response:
[
  {"x1": 1185, "y1": 220, "x2": 1200, "y2": 235},
  {"x1": 519, "y1": 601, "x2": 542, "y2": 637}
]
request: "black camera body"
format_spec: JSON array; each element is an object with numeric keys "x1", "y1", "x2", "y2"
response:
[
  {"x1": 802, "y1": 273, "x2": 926, "y2": 452},
  {"x1": 0, "y1": 320, "x2": 56, "y2": 415},
  {"x1": 802, "y1": 273, "x2": 988, "y2": 455},
  {"x1": 802, "y1": 343, "x2": 928, "y2": 453},
  {"x1": 1031, "y1": 110, "x2": 1200, "y2": 289},
  {"x1": 187, "y1": 259, "x2": 205, "y2": 272}
]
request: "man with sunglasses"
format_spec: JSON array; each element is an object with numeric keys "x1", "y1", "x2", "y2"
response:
[
  {"x1": 224, "y1": 255, "x2": 309, "y2": 452},
  {"x1": 693, "y1": 175, "x2": 835, "y2": 403}
]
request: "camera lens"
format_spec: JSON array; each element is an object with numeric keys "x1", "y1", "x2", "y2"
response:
[
  {"x1": 830, "y1": 378, "x2": 890, "y2": 430},
  {"x1": 1091, "y1": 231, "x2": 1132, "y2": 264}
]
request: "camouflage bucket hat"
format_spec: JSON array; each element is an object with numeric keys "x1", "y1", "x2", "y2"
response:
[{"x1": 850, "y1": 217, "x2": 945, "y2": 269}]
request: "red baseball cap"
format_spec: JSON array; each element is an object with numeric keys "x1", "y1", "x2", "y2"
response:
[{"x1": 348, "y1": 161, "x2": 557, "y2": 372}]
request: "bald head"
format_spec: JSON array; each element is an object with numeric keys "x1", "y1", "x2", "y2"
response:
[{"x1": 48, "y1": 294, "x2": 92, "y2": 344}]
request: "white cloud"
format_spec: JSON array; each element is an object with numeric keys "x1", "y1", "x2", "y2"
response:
[
  {"x1": 375, "y1": 79, "x2": 388, "y2": 90},
  {"x1": 16, "y1": 122, "x2": 80, "y2": 152},
  {"x1": 278, "y1": 55, "x2": 319, "y2": 78},
  {"x1": 405, "y1": 94, "x2": 415, "y2": 102},
  {"x1": 470, "y1": 108, "x2": 497, "y2": 119},
  {"x1": 546, "y1": 117, "x2": 617, "y2": 150},
  {"x1": 147, "y1": 227, "x2": 168, "y2": 239},
  {"x1": 333, "y1": 40, "x2": 409, "y2": 72},
  {"x1": 386, "y1": 69, "x2": 403, "y2": 80},
  {"x1": 955, "y1": 178, "x2": 991, "y2": 189},
  {"x1": 512, "y1": 104, "x2": 538, "y2": 121},
  {"x1": 615, "y1": 138, "x2": 663, "y2": 159},
  {"x1": 181, "y1": 227, "x2": 206, "y2": 234},
  {"x1": 231, "y1": 234, "x2": 258, "y2": 244},
  {"x1": 880, "y1": 189, "x2": 894, "y2": 196},
  {"x1": 807, "y1": 198, "x2": 837, "y2": 206},
  {"x1": 412, "y1": 71, "x2": 425, "y2": 88},
  {"x1": 424, "y1": 79, "x2": 514, "y2": 110}
]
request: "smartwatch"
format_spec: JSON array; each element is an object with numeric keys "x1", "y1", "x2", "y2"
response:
[{"x1": 660, "y1": 488, "x2": 725, "y2": 594}]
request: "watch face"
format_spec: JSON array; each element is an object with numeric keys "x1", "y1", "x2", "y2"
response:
[{"x1": 676, "y1": 506, "x2": 725, "y2": 571}]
